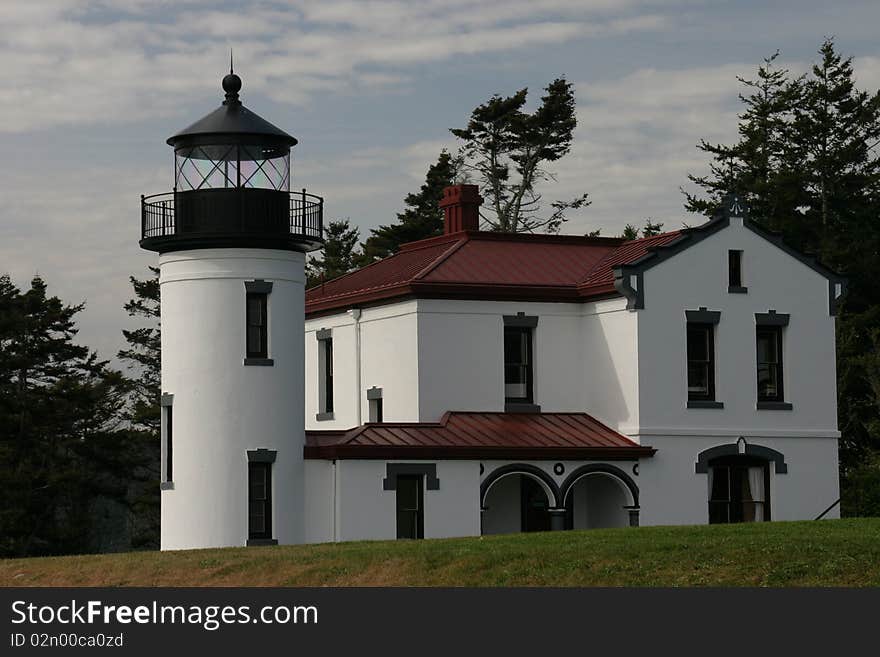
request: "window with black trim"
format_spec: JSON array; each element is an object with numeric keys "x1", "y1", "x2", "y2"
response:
[
  {"x1": 504, "y1": 327, "x2": 533, "y2": 404},
  {"x1": 728, "y1": 250, "x2": 745, "y2": 291},
  {"x1": 756, "y1": 326, "x2": 784, "y2": 402},
  {"x1": 369, "y1": 397, "x2": 383, "y2": 423},
  {"x1": 165, "y1": 406, "x2": 173, "y2": 482},
  {"x1": 246, "y1": 292, "x2": 268, "y2": 359},
  {"x1": 319, "y1": 337, "x2": 333, "y2": 414},
  {"x1": 708, "y1": 456, "x2": 769, "y2": 523},
  {"x1": 396, "y1": 475, "x2": 424, "y2": 539},
  {"x1": 248, "y1": 462, "x2": 272, "y2": 540},
  {"x1": 687, "y1": 323, "x2": 716, "y2": 401}
]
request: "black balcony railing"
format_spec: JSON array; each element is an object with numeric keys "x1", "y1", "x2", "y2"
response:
[{"x1": 141, "y1": 188, "x2": 324, "y2": 253}]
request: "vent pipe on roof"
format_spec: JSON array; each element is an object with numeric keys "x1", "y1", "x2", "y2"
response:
[{"x1": 439, "y1": 184, "x2": 482, "y2": 234}]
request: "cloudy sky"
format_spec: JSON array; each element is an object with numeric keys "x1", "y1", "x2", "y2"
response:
[{"x1": 2, "y1": 0, "x2": 880, "y2": 363}]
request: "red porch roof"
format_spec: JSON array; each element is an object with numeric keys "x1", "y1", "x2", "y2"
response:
[
  {"x1": 304, "y1": 411, "x2": 655, "y2": 460},
  {"x1": 305, "y1": 230, "x2": 683, "y2": 317}
]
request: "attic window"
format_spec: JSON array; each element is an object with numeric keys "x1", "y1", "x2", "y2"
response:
[{"x1": 728, "y1": 250, "x2": 747, "y2": 293}]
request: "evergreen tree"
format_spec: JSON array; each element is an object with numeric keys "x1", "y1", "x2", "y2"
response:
[
  {"x1": 0, "y1": 275, "x2": 134, "y2": 556},
  {"x1": 360, "y1": 151, "x2": 458, "y2": 263},
  {"x1": 306, "y1": 219, "x2": 361, "y2": 287},
  {"x1": 685, "y1": 39, "x2": 880, "y2": 472},
  {"x1": 117, "y1": 268, "x2": 161, "y2": 549},
  {"x1": 620, "y1": 220, "x2": 664, "y2": 240},
  {"x1": 621, "y1": 224, "x2": 639, "y2": 240},
  {"x1": 684, "y1": 51, "x2": 803, "y2": 232},
  {"x1": 451, "y1": 78, "x2": 590, "y2": 233}
]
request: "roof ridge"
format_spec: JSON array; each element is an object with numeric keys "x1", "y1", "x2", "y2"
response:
[{"x1": 412, "y1": 236, "x2": 469, "y2": 281}]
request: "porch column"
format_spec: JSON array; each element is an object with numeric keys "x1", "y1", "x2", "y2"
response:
[
  {"x1": 624, "y1": 506, "x2": 640, "y2": 527},
  {"x1": 549, "y1": 509, "x2": 567, "y2": 531}
]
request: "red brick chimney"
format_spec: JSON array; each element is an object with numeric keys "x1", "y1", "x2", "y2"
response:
[{"x1": 439, "y1": 184, "x2": 481, "y2": 234}]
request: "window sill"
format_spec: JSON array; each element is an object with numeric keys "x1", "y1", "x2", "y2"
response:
[
  {"x1": 728, "y1": 285, "x2": 748, "y2": 294},
  {"x1": 687, "y1": 400, "x2": 724, "y2": 409},
  {"x1": 504, "y1": 402, "x2": 541, "y2": 413},
  {"x1": 316, "y1": 412, "x2": 335, "y2": 421},
  {"x1": 244, "y1": 357, "x2": 274, "y2": 366},
  {"x1": 160, "y1": 482, "x2": 175, "y2": 491},
  {"x1": 246, "y1": 538, "x2": 278, "y2": 547},
  {"x1": 757, "y1": 401, "x2": 793, "y2": 410}
]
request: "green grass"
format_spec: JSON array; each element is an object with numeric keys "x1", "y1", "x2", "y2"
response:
[{"x1": 2, "y1": 519, "x2": 880, "y2": 587}]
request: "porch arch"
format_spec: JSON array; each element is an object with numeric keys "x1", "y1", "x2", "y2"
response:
[
  {"x1": 480, "y1": 464, "x2": 561, "y2": 509},
  {"x1": 560, "y1": 464, "x2": 639, "y2": 508}
]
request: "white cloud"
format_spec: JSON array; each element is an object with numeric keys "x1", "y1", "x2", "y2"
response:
[{"x1": 0, "y1": 0, "x2": 677, "y2": 133}]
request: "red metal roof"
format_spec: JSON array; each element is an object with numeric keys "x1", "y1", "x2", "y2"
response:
[
  {"x1": 305, "y1": 229, "x2": 684, "y2": 317},
  {"x1": 304, "y1": 411, "x2": 655, "y2": 460}
]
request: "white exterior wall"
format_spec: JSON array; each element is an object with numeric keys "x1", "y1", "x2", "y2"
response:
[
  {"x1": 634, "y1": 216, "x2": 838, "y2": 436},
  {"x1": 415, "y1": 298, "x2": 637, "y2": 424},
  {"x1": 638, "y1": 435, "x2": 840, "y2": 525},
  {"x1": 332, "y1": 460, "x2": 480, "y2": 542},
  {"x1": 305, "y1": 301, "x2": 419, "y2": 428},
  {"x1": 632, "y1": 216, "x2": 840, "y2": 523},
  {"x1": 159, "y1": 249, "x2": 306, "y2": 550}
]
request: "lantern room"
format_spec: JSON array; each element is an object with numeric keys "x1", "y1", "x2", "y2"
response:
[{"x1": 140, "y1": 70, "x2": 324, "y2": 253}]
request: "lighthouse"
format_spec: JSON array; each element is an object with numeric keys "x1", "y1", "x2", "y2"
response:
[{"x1": 141, "y1": 69, "x2": 323, "y2": 550}]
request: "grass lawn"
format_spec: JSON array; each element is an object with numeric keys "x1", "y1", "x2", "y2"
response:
[{"x1": 2, "y1": 518, "x2": 879, "y2": 587}]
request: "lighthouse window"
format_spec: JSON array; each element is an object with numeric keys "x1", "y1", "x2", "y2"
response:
[
  {"x1": 246, "y1": 292, "x2": 268, "y2": 359},
  {"x1": 160, "y1": 394, "x2": 174, "y2": 488},
  {"x1": 248, "y1": 462, "x2": 273, "y2": 540}
]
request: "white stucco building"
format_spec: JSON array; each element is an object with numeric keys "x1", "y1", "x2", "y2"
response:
[
  {"x1": 144, "y1": 72, "x2": 845, "y2": 550},
  {"x1": 301, "y1": 186, "x2": 846, "y2": 542}
]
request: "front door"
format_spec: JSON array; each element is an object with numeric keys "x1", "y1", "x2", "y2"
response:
[{"x1": 521, "y1": 476, "x2": 551, "y2": 532}]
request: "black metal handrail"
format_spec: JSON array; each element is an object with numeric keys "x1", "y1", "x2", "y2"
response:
[{"x1": 141, "y1": 188, "x2": 324, "y2": 242}]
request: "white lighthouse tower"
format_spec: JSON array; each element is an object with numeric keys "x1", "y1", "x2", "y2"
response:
[{"x1": 140, "y1": 69, "x2": 323, "y2": 550}]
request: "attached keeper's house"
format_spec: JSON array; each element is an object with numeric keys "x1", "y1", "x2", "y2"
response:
[
  {"x1": 301, "y1": 186, "x2": 846, "y2": 542},
  {"x1": 146, "y1": 71, "x2": 844, "y2": 550}
]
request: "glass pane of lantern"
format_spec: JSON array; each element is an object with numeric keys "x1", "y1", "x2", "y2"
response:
[
  {"x1": 240, "y1": 145, "x2": 289, "y2": 191},
  {"x1": 175, "y1": 146, "x2": 237, "y2": 190}
]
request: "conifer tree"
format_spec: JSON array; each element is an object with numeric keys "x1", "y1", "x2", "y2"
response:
[
  {"x1": 306, "y1": 219, "x2": 361, "y2": 287},
  {"x1": 0, "y1": 275, "x2": 134, "y2": 556},
  {"x1": 686, "y1": 39, "x2": 880, "y2": 472},
  {"x1": 359, "y1": 151, "x2": 458, "y2": 263}
]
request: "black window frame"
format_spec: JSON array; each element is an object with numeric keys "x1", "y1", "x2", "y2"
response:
[
  {"x1": 756, "y1": 325, "x2": 784, "y2": 402},
  {"x1": 687, "y1": 323, "x2": 716, "y2": 402},
  {"x1": 165, "y1": 405, "x2": 173, "y2": 482},
  {"x1": 245, "y1": 292, "x2": 268, "y2": 359},
  {"x1": 248, "y1": 461, "x2": 273, "y2": 541},
  {"x1": 504, "y1": 326, "x2": 534, "y2": 404},
  {"x1": 728, "y1": 249, "x2": 746, "y2": 292},
  {"x1": 708, "y1": 455, "x2": 771, "y2": 524},
  {"x1": 322, "y1": 337, "x2": 334, "y2": 414},
  {"x1": 395, "y1": 474, "x2": 424, "y2": 539}
]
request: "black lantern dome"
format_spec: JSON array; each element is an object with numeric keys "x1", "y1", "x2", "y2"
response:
[{"x1": 141, "y1": 71, "x2": 323, "y2": 253}]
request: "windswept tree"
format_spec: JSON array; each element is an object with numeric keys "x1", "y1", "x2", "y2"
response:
[
  {"x1": 360, "y1": 151, "x2": 459, "y2": 263},
  {"x1": 451, "y1": 78, "x2": 590, "y2": 233}
]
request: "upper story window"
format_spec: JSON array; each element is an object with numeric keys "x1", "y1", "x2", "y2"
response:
[
  {"x1": 685, "y1": 308, "x2": 722, "y2": 409},
  {"x1": 728, "y1": 250, "x2": 746, "y2": 293},
  {"x1": 316, "y1": 329, "x2": 334, "y2": 420},
  {"x1": 503, "y1": 314, "x2": 540, "y2": 412},
  {"x1": 687, "y1": 324, "x2": 715, "y2": 399},
  {"x1": 244, "y1": 280, "x2": 273, "y2": 366},
  {"x1": 504, "y1": 327, "x2": 533, "y2": 403},
  {"x1": 755, "y1": 311, "x2": 791, "y2": 410}
]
